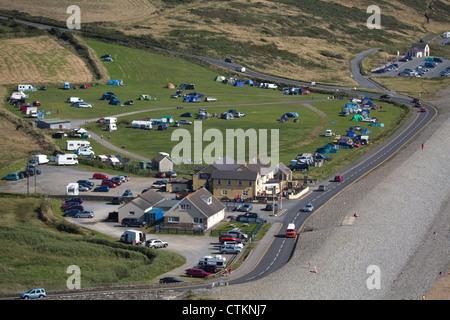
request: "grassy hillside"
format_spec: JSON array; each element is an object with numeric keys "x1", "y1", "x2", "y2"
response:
[
  {"x1": 1, "y1": 1, "x2": 448, "y2": 86},
  {"x1": 0, "y1": 195, "x2": 185, "y2": 295}
]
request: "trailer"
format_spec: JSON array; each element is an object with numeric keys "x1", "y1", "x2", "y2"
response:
[{"x1": 131, "y1": 120, "x2": 152, "y2": 130}]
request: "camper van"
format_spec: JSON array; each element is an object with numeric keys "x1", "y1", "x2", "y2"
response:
[
  {"x1": 286, "y1": 223, "x2": 296, "y2": 238},
  {"x1": 197, "y1": 255, "x2": 226, "y2": 269},
  {"x1": 76, "y1": 147, "x2": 95, "y2": 156},
  {"x1": 66, "y1": 140, "x2": 91, "y2": 151},
  {"x1": 120, "y1": 230, "x2": 146, "y2": 245},
  {"x1": 325, "y1": 129, "x2": 334, "y2": 137},
  {"x1": 106, "y1": 123, "x2": 117, "y2": 132},
  {"x1": 56, "y1": 154, "x2": 78, "y2": 166},
  {"x1": 104, "y1": 117, "x2": 117, "y2": 125},
  {"x1": 33, "y1": 155, "x2": 49, "y2": 165}
]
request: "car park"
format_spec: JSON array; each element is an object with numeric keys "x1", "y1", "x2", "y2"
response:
[
  {"x1": 20, "y1": 288, "x2": 46, "y2": 299},
  {"x1": 93, "y1": 186, "x2": 109, "y2": 192},
  {"x1": 74, "y1": 210, "x2": 94, "y2": 218},
  {"x1": 145, "y1": 238, "x2": 168, "y2": 249},
  {"x1": 93, "y1": 173, "x2": 108, "y2": 180},
  {"x1": 185, "y1": 268, "x2": 212, "y2": 278},
  {"x1": 302, "y1": 203, "x2": 314, "y2": 212},
  {"x1": 159, "y1": 277, "x2": 183, "y2": 284},
  {"x1": 121, "y1": 218, "x2": 146, "y2": 227}
]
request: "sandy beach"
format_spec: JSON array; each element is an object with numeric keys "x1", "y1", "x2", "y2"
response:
[{"x1": 199, "y1": 87, "x2": 450, "y2": 300}]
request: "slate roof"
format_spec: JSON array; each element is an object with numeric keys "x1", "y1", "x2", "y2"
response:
[{"x1": 185, "y1": 188, "x2": 225, "y2": 218}]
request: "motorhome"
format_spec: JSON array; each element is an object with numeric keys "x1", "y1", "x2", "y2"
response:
[
  {"x1": 286, "y1": 223, "x2": 296, "y2": 238},
  {"x1": 120, "y1": 230, "x2": 146, "y2": 245},
  {"x1": 131, "y1": 120, "x2": 152, "y2": 130},
  {"x1": 67, "y1": 97, "x2": 84, "y2": 103},
  {"x1": 66, "y1": 140, "x2": 91, "y2": 151},
  {"x1": 56, "y1": 154, "x2": 78, "y2": 166},
  {"x1": 104, "y1": 117, "x2": 117, "y2": 125},
  {"x1": 197, "y1": 255, "x2": 226, "y2": 268}
]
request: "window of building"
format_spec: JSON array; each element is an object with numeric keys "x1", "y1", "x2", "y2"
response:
[
  {"x1": 242, "y1": 190, "x2": 249, "y2": 196},
  {"x1": 217, "y1": 179, "x2": 221, "y2": 185},
  {"x1": 227, "y1": 179, "x2": 231, "y2": 185},
  {"x1": 180, "y1": 204, "x2": 191, "y2": 211},
  {"x1": 168, "y1": 216, "x2": 179, "y2": 223},
  {"x1": 222, "y1": 190, "x2": 228, "y2": 196}
]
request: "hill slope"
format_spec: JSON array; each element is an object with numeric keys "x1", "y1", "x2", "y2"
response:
[{"x1": 2, "y1": 0, "x2": 448, "y2": 85}]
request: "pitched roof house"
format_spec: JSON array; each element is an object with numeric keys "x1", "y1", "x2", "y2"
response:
[
  {"x1": 163, "y1": 188, "x2": 225, "y2": 230},
  {"x1": 405, "y1": 43, "x2": 430, "y2": 58},
  {"x1": 117, "y1": 189, "x2": 166, "y2": 224}
]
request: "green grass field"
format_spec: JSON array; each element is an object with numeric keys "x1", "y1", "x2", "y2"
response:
[{"x1": 0, "y1": 195, "x2": 185, "y2": 295}]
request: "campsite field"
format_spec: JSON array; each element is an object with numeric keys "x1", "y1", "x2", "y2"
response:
[
  {"x1": 4, "y1": 39, "x2": 329, "y2": 120},
  {"x1": 0, "y1": 36, "x2": 93, "y2": 86}
]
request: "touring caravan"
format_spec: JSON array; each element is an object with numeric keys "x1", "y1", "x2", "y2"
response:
[
  {"x1": 17, "y1": 84, "x2": 35, "y2": 91},
  {"x1": 56, "y1": 154, "x2": 78, "y2": 166},
  {"x1": 66, "y1": 183, "x2": 79, "y2": 196},
  {"x1": 66, "y1": 140, "x2": 91, "y2": 151},
  {"x1": 120, "y1": 230, "x2": 146, "y2": 245},
  {"x1": 131, "y1": 120, "x2": 152, "y2": 130}
]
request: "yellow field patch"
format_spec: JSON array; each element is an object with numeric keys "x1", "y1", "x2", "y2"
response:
[{"x1": 0, "y1": 36, "x2": 93, "y2": 85}]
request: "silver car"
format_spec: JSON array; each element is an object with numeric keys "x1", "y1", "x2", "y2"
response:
[
  {"x1": 302, "y1": 203, "x2": 314, "y2": 212},
  {"x1": 74, "y1": 210, "x2": 94, "y2": 218}
]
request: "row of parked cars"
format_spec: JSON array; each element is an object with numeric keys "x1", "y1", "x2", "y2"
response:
[{"x1": 83, "y1": 173, "x2": 131, "y2": 192}]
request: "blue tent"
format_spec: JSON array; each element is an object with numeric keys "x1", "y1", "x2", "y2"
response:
[
  {"x1": 103, "y1": 57, "x2": 113, "y2": 62},
  {"x1": 347, "y1": 129, "x2": 356, "y2": 137},
  {"x1": 361, "y1": 129, "x2": 370, "y2": 134},
  {"x1": 234, "y1": 81, "x2": 245, "y2": 87},
  {"x1": 109, "y1": 98, "x2": 121, "y2": 105},
  {"x1": 183, "y1": 96, "x2": 200, "y2": 103},
  {"x1": 244, "y1": 79, "x2": 254, "y2": 85},
  {"x1": 280, "y1": 114, "x2": 289, "y2": 123},
  {"x1": 107, "y1": 80, "x2": 123, "y2": 86}
]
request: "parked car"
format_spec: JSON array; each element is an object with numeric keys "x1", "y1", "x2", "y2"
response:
[
  {"x1": 334, "y1": 175, "x2": 344, "y2": 182},
  {"x1": 166, "y1": 171, "x2": 177, "y2": 178},
  {"x1": 179, "y1": 119, "x2": 192, "y2": 125},
  {"x1": 20, "y1": 288, "x2": 46, "y2": 299},
  {"x1": 158, "y1": 124, "x2": 168, "y2": 131},
  {"x1": 66, "y1": 197, "x2": 83, "y2": 204},
  {"x1": 122, "y1": 189, "x2": 133, "y2": 198},
  {"x1": 74, "y1": 210, "x2": 94, "y2": 218},
  {"x1": 265, "y1": 203, "x2": 274, "y2": 211},
  {"x1": 101, "y1": 180, "x2": 117, "y2": 188},
  {"x1": 302, "y1": 203, "x2": 314, "y2": 212},
  {"x1": 238, "y1": 203, "x2": 253, "y2": 212},
  {"x1": 219, "y1": 235, "x2": 240, "y2": 244},
  {"x1": 93, "y1": 173, "x2": 108, "y2": 180},
  {"x1": 185, "y1": 268, "x2": 212, "y2": 278},
  {"x1": 62, "y1": 205, "x2": 84, "y2": 212},
  {"x1": 121, "y1": 218, "x2": 146, "y2": 227},
  {"x1": 77, "y1": 180, "x2": 94, "y2": 188},
  {"x1": 155, "y1": 172, "x2": 166, "y2": 178},
  {"x1": 237, "y1": 212, "x2": 258, "y2": 221},
  {"x1": 118, "y1": 175, "x2": 130, "y2": 182},
  {"x1": 159, "y1": 277, "x2": 183, "y2": 284},
  {"x1": 61, "y1": 202, "x2": 81, "y2": 209},
  {"x1": 93, "y1": 186, "x2": 110, "y2": 192},
  {"x1": 62, "y1": 209, "x2": 81, "y2": 217},
  {"x1": 152, "y1": 180, "x2": 166, "y2": 188},
  {"x1": 220, "y1": 244, "x2": 243, "y2": 254},
  {"x1": 198, "y1": 265, "x2": 218, "y2": 273},
  {"x1": 2, "y1": 173, "x2": 19, "y2": 180},
  {"x1": 180, "y1": 112, "x2": 193, "y2": 117},
  {"x1": 110, "y1": 177, "x2": 122, "y2": 185},
  {"x1": 227, "y1": 230, "x2": 248, "y2": 240},
  {"x1": 145, "y1": 239, "x2": 168, "y2": 249}
]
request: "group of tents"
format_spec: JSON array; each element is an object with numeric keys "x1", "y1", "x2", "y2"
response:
[{"x1": 214, "y1": 76, "x2": 253, "y2": 87}]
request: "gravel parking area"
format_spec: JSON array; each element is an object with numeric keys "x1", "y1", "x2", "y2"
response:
[{"x1": 198, "y1": 87, "x2": 450, "y2": 300}]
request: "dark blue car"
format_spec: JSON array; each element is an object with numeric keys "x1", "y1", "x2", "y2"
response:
[{"x1": 94, "y1": 186, "x2": 110, "y2": 192}]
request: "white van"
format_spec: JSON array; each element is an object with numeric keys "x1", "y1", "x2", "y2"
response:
[
  {"x1": 56, "y1": 154, "x2": 78, "y2": 166},
  {"x1": 67, "y1": 97, "x2": 83, "y2": 103},
  {"x1": 104, "y1": 117, "x2": 117, "y2": 124},
  {"x1": 120, "y1": 230, "x2": 146, "y2": 245},
  {"x1": 235, "y1": 66, "x2": 246, "y2": 73},
  {"x1": 33, "y1": 155, "x2": 49, "y2": 165},
  {"x1": 325, "y1": 129, "x2": 333, "y2": 137},
  {"x1": 198, "y1": 255, "x2": 226, "y2": 268}
]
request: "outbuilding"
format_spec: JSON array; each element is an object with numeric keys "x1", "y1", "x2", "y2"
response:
[{"x1": 36, "y1": 118, "x2": 71, "y2": 130}]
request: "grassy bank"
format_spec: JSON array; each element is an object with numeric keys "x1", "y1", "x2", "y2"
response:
[{"x1": 0, "y1": 194, "x2": 185, "y2": 295}]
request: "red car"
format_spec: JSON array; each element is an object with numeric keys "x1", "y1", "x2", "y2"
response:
[
  {"x1": 101, "y1": 180, "x2": 117, "y2": 188},
  {"x1": 420, "y1": 107, "x2": 427, "y2": 112},
  {"x1": 185, "y1": 268, "x2": 212, "y2": 278},
  {"x1": 93, "y1": 173, "x2": 108, "y2": 180},
  {"x1": 334, "y1": 175, "x2": 343, "y2": 182},
  {"x1": 219, "y1": 235, "x2": 240, "y2": 244}
]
